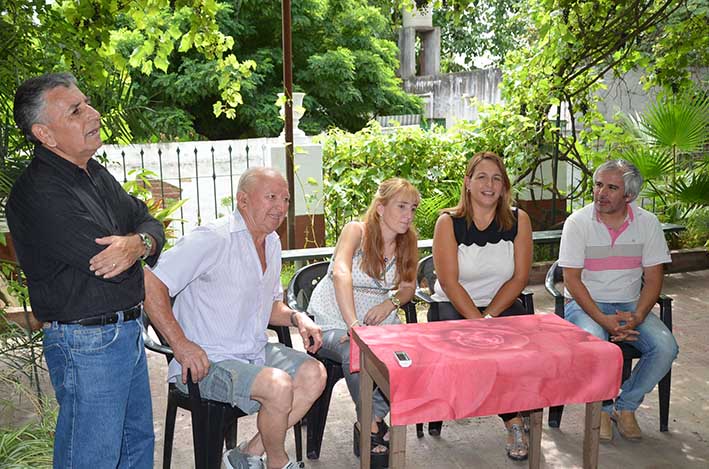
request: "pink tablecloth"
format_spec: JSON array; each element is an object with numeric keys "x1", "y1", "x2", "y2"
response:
[{"x1": 350, "y1": 314, "x2": 622, "y2": 426}]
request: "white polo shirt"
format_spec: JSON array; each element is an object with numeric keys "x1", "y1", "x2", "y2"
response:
[
  {"x1": 150, "y1": 210, "x2": 283, "y2": 383},
  {"x1": 558, "y1": 202, "x2": 671, "y2": 303}
]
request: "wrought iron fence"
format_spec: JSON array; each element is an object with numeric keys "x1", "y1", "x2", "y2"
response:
[{"x1": 99, "y1": 139, "x2": 276, "y2": 236}]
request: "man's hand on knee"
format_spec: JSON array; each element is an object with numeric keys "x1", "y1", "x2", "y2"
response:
[{"x1": 174, "y1": 338, "x2": 210, "y2": 383}]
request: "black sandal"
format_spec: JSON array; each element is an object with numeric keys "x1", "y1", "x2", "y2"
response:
[
  {"x1": 428, "y1": 420, "x2": 442, "y2": 436},
  {"x1": 353, "y1": 422, "x2": 389, "y2": 468}
]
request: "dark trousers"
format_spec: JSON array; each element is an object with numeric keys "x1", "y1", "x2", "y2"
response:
[{"x1": 428, "y1": 299, "x2": 528, "y2": 423}]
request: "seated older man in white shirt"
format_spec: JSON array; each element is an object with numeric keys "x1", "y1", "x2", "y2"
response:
[{"x1": 144, "y1": 167, "x2": 326, "y2": 469}]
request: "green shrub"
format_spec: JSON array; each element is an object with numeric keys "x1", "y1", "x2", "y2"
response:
[{"x1": 319, "y1": 122, "x2": 469, "y2": 243}]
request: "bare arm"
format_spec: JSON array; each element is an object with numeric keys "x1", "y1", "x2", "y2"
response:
[
  {"x1": 433, "y1": 214, "x2": 481, "y2": 319},
  {"x1": 143, "y1": 268, "x2": 210, "y2": 383},
  {"x1": 484, "y1": 210, "x2": 533, "y2": 317},
  {"x1": 332, "y1": 222, "x2": 365, "y2": 329}
]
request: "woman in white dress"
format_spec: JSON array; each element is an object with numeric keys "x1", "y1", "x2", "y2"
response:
[{"x1": 307, "y1": 178, "x2": 419, "y2": 466}]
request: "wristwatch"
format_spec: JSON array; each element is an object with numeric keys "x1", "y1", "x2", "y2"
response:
[{"x1": 138, "y1": 233, "x2": 153, "y2": 260}]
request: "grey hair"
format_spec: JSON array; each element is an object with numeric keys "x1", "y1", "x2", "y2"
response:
[
  {"x1": 593, "y1": 159, "x2": 643, "y2": 202},
  {"x1": 237, "y1": 167, "x2": 286, "y2": 194},
  {"x1": 14, "y1": 72, "x2": 78, "y2": 145}
]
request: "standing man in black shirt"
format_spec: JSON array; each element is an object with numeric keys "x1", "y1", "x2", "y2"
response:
[{"x1": 7, "y1": 72, "x2": 164, "y2": 468}]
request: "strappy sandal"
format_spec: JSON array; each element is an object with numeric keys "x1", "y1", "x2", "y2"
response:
[
  {"x1": 506, "y1": 423, "x2": 528, "y2": 461},
  {"x1": 353, "y1": 422, "x2": 389, "y2": 468}
]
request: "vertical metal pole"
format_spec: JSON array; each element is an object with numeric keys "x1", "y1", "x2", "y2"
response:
[
  {"x1": 176, "y1": 148, "x2": 185, "y2": 236},
  {"x1": 551, "y1": 105, "x2": 561, "y2": 228},
  {"x1": 158, "y1": 149, "x2": 165, "y2": 202},
  {"x1": 282, "y1": 0, "x2": 296, "y2": 250},
  {"x1": 194, "y1": 148, "x2": 201, "y2": 226},
  {"x1": 121, "y1": 151, "x2": 127, "y2": 183},
  {"x1": 229, "y1": 145, "x2": 235, "y2": 212},
  {"x1": 211, "y1": 146, "x2": 218, "y2": 219}
]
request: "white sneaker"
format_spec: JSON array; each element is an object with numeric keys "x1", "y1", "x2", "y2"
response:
[{"x1": 223, "y1": 442, "x2": 265, "y2": 469}]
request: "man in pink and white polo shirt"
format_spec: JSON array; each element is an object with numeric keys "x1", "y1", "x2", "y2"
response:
[{"x1": 558, "y1": 159, "x2": 678, "y2": 442}]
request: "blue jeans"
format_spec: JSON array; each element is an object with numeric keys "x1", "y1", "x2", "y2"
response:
[
  {"x1": 564, "y1": 300, "x2": 678, "y2": 413},
  {"x1": 43, "y1": 314, "x2": 154, "y2": 469},
  {"x1": 319, "y1": 329, "x2": 390, "y2": 419}
]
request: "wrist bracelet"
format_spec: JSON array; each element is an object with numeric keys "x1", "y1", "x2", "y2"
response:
[
  {"x1": 348, "y1": 319, "x2": 360, "y2": 329},
  {"x1": 290, "y1": 311, "x2": 300, "y2": 327}
]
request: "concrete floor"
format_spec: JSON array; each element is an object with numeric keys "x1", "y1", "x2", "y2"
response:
[{"x1": 148, "y1": 269, "x2": 709, "y2": 469}]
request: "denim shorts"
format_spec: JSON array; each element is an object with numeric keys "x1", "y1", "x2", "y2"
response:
[{"x1": 176, "y1": 342, "x2": 312, "y2": 414}]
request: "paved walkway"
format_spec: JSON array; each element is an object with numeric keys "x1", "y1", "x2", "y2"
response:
[{"x1": 148, "y1": 269, "x2": 709, "y2": 468}]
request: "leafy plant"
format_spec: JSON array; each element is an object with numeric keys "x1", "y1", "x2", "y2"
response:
[
  {"x1": 621, "y1": 91, "x2": 709, "y2": 221},
  {"x1": 122, "y1": 168, "x2": 187, "y2": 241},
  {"x1": 0, "y1": 385, "x2": 56, "y2": 469},
  {"x1": 414, "y1": 183, "x2": 460, "y2": 240},
  {"x1": 319, "y1": 122, "x2": 469, "y2": 242}
]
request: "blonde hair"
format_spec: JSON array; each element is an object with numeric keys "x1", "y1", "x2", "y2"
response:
[
  {"x1": 446, "y1": 151, "x2": 515, "y2": 231},
  {"x1": 361, "y1": 178, "x2": 420, "y2": 284}
]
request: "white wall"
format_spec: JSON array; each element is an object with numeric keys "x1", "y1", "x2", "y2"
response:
[{"x1": 99, "y1": 137, "x2": 300, "y2": 235}]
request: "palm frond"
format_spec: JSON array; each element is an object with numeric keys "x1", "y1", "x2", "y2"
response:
[
  {"x1": 640, "y1": 93, "x2": 709, "y2": 153},
  {"x1": 622, "y1": 147, "x2": 674, "y2": 181},
  {"x1": 669, "y1": 172, "x2": 709, "y2": 208},
  {"x1": 415, "y1": 182, "x2": 460, "y2": 239}
]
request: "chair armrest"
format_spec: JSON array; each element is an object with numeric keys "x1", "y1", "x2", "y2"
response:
[
  {"x1": 544, "y1": 264, "x2": 565, "y2": 317},
  {"x1": 657, "y1": 294, "x2": 672, "y2": 331},
  {"x1": 268, "y1": 324, "x2": 294, "y2": 348},
  {"x1": 140, "y1": 320, "x2": 174, "y2": 357},
  {"x1": 544, "y1": 272, "x2": 563, "y2": 299},
  {"x1": 518, "y1": 290, "x2": 534, "y2": 315}
]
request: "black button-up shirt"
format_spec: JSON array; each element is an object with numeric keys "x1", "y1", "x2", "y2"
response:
[{"x1": 7, "y1": 146, "x2": 165, "y2": 322}]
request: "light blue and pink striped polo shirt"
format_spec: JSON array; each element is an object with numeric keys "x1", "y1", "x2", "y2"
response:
[{"x1": 558, "y1": 202, "x2": 671, "y2": 303}]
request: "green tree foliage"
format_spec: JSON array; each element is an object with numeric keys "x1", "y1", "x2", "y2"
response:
[
  {"x1": 318, "y1": 0, "x2": 707, "y2": 237},
  {"x1": 0, "y1": 0, "x2": 254, "y2": 149},
  {"x1": 451, "y1": 0, "x2": 703, "y2": 205},
  {"x1": 434, "y1": 0, "x2": 529, "y2": 70},
  {"x1": 131, "y1": 0, "x2": 421, "y2": 140}
]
